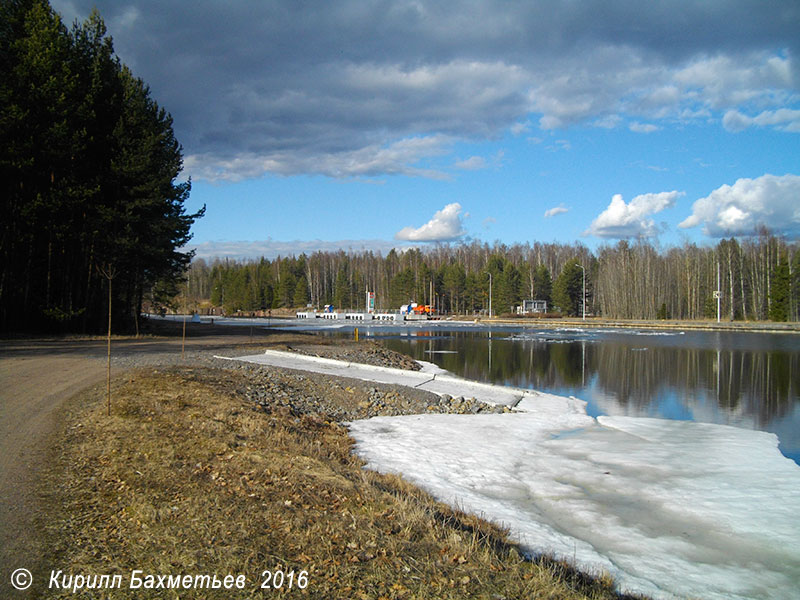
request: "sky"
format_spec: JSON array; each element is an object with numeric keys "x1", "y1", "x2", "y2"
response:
[{"x1": 52, "y1": 0, "x2": 800, "y2": 260}]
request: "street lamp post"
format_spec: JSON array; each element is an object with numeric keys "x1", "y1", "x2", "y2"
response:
[{"x1": 577, "y1": 264, "x2": 586, "y2": 321}]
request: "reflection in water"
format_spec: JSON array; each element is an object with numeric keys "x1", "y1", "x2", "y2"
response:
[{"x1": 381, "y1": 329, "x2": 800, "y2": 463}]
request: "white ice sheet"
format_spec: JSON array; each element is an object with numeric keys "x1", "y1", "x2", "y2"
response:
[{"x1": 348, "y1": 406, "x2": 800, "y2": 600}]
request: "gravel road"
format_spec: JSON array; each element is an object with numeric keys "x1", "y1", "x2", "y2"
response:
[{"x1": 0, "y1": 322, "x2": 303, "y2": 589}]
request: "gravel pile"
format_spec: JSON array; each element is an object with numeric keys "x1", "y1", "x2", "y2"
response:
[
  {"x1": 110, "y1": 339, "x2": 513, "y2": 421},
  {"x1": 227, "y1": 363, "x2": 510, "y2": 421},
  {"x1": 278, "y1": 340, "x2": 422, "y2": 371}
]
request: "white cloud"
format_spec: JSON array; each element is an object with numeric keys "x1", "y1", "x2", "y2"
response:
[
  {"x1": 629, "y1": 121, "x2": 660, "y2": 133},
  {"x1": 544, "y1": 204, "x2": 569, "y2": 218},
  {"x1": 185, "y1": 135, "x2": 453, "y2": 182},
  {"x1": 722, "y1": 108, "x2": 800, "y2": 133},
  {"x1": 586, "y1": 191, "x2": 684, "y2": 238},
  {"x1": 455, "y1": 156, "x2": 487, "y2": 170},
  {"x1": 510, "y1": 120, "x2": 532, "y2": 135},
  {"x1": 545, "y1": 139, "x2": 572, "y2": 152},
  {"x1": 455, "y1": 151, "x2": 504, "y2": 171},
  {"x1": 186, "y1": 239, "x2": 418, "y2": 261},
  {"x1": 395, "y1": 203, "x2": 467, "y2": 242},
  {"x1": 679, "y1": 174, "x2": 800, "y2": 237},
  {"x1": 673, "y1": 53, "x2": 793, "y2": 110},
  {"x1": 593, "y1": 115, "x2": 623, "y2": 129},
  {"x1": 721, "y1": 110, "x2": 753, "y2": 133},
  {"x1": 532, "y1": 49, "x2": 798, "y2": 134}
]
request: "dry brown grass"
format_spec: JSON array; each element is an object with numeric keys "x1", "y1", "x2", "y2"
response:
[{"x1": 42, "y1": 368, "x2": 636, "y2": 599}]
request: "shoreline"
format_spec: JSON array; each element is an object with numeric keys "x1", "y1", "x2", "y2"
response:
[
  {"x1": 148, "y1": 311, "x2": 800, "y2": 335},
  {"x1": 2, "y1": 325, "x2": 630, "y2": 600},
  {"x1": 5, "y1": 321, "x2": 796, "y2": 598}
]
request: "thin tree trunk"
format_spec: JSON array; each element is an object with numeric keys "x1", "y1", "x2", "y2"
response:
[{"x1": 106, "y1": 275, "x2": 112, "y2": 416}]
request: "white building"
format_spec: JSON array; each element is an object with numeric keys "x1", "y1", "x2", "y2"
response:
[{"x1": 518, "y1": 299, "x2": 547, "y2": 314}]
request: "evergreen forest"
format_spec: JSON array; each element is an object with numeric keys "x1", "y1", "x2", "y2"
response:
[
  {"x1": 1, "y1": 0, "x2": 202, "y2": 333},
  {"x1": 181, "y1": 233, "x2": 799, "y2": 322}
]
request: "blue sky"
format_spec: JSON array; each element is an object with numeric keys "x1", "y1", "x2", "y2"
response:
[{"x1": 53, "y1": 1, "x2": 800, "y2": 259}]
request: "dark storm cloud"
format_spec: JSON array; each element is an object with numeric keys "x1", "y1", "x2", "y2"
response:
[{"x1": 53, "y1": 1, "x2": 800, "y2": 181}]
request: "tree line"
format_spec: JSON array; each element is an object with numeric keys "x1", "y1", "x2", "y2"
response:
[
  {"x1": 180, "y1": 233, "x2": 799, "y2": 322},
  {"x1": 1, "y1": 0, "x2": 202, "y2": 333}
]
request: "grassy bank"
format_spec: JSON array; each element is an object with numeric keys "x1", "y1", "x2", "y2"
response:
[{"x1": 41, "y1": 365, "x2": 640, "y2": 599}]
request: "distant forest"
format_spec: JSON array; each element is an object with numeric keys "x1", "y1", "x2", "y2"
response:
[
  {"x1": 1, "y1": 0, "x2": 202, "y2": 332},
  {"x1": 181, "y1": 233, "x2": 799, "y2": 322}
]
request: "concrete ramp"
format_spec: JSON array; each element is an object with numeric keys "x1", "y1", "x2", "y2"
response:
[{"x1": 217, "y1": 349, "x2": 542, "y2": 408}]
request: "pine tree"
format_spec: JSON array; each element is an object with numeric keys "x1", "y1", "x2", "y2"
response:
[
  {"x1": 657, "y1": 303, "x2": 669, "y2": 320},
  {"x1": 463, "y1": 272, "x2": 482, "y2": 313},
  {"x1": 793, "y1": 251, "x2": 800, "y2": 321},
  {"x1": 276, "y1": 260, "x2": 296, "y2": 307}
]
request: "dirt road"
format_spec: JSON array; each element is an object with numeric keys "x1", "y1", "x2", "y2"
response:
[
  {"x1": 1, "y1": 349, "x2": 108, "y2": 578},
  {"x1": 0, "y1": 322, "x2": 294, "y2": 592}
]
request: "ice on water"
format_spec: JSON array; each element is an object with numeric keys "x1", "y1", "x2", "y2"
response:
[{"x1": 348, "y1": 393, "x2": 800, "y2": 600}]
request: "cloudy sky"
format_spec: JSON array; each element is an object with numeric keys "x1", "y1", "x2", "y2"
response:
[{"x1": 53, "y1": 0, "x2": 800, "y2": 259}]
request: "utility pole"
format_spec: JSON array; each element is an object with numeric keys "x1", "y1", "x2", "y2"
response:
[
  {"x1": 716, "y1": 261, "x2": 721, "y2": 323},
  {"x1": 97, "y1": 262, "x2": 116, "y2": 416},
  {"x1": 488, "y1": 272, "x2": 493, "y2": 318},
  {"x1": 578, "y1": 264, "x2": 586, "y2": 321}
]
